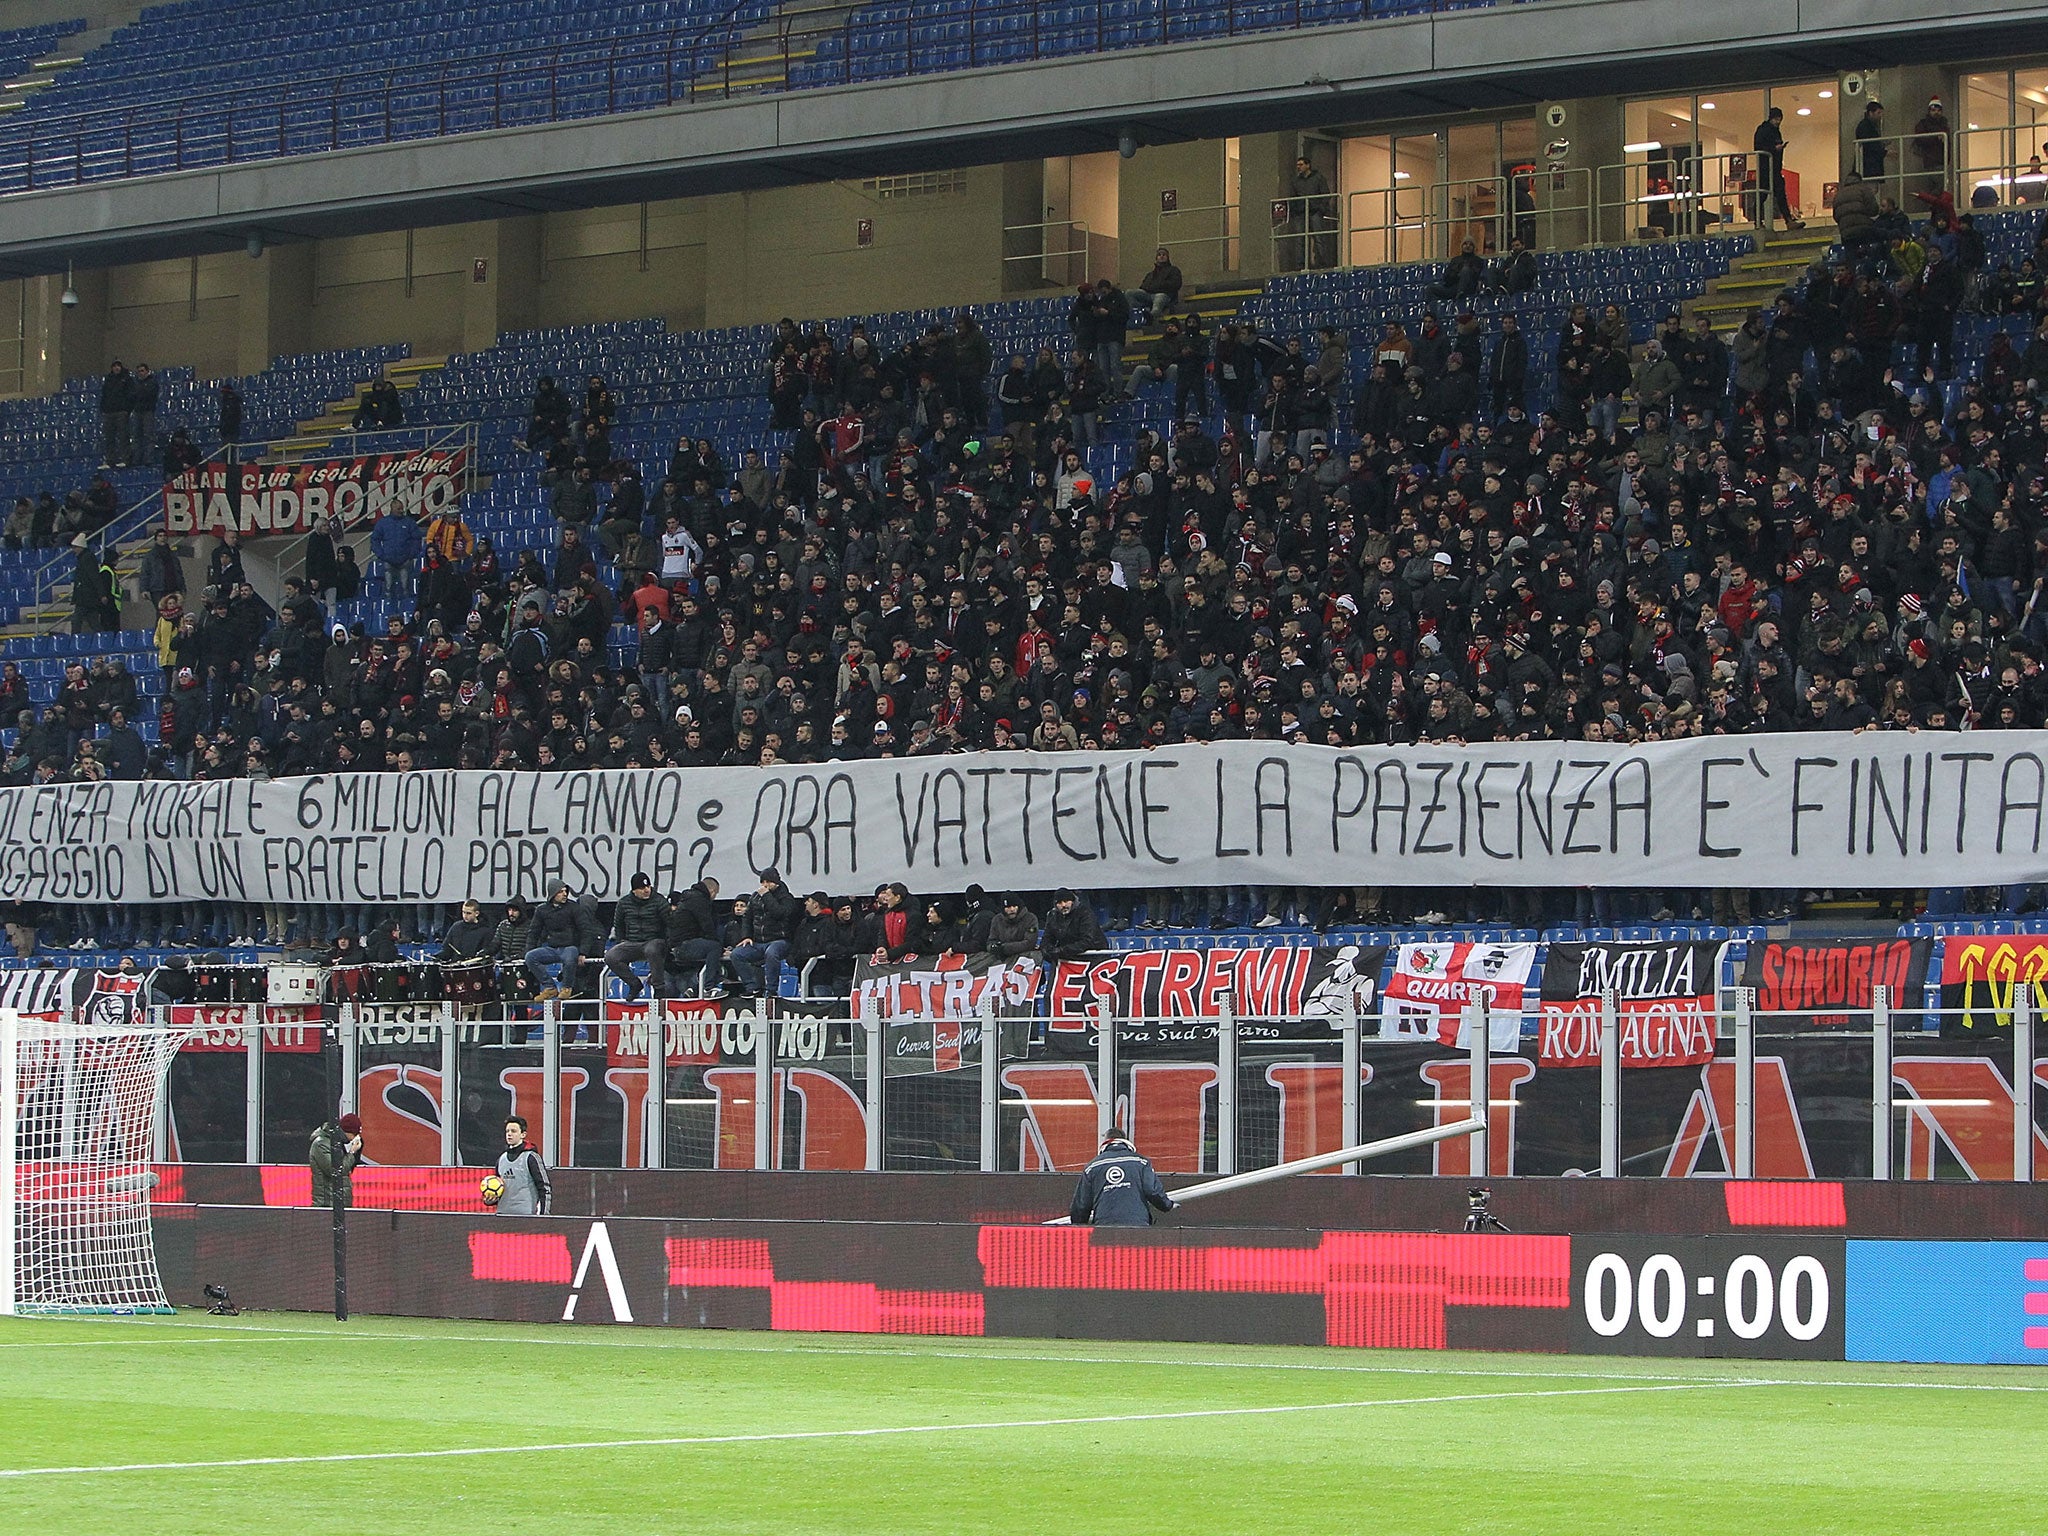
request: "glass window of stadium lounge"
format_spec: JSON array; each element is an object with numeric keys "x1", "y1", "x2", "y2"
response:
[{"x1": 1622, "y1": 84, "x2": 1834, "y2": 233}]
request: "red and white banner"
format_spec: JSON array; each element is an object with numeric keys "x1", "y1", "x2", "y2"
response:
[
  {"x1": 163, "y1": 447, "x2": 468, "y2": 537},
  {"x1": 851, "y1": 953, "x2": 1042, "y2": 1024},
  {"x1": 1379, "y1": 942, "x2": 1532, "y2": 1051}
]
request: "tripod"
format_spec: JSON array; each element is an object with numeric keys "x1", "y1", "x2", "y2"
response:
[{"x1": 1463, "y1": 1188, "x2": 1512, "y2": 1233}]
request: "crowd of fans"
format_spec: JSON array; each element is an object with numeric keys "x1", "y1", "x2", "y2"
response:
[{"x1": 13, "y1": 187, "x2": 2048, "y2": 951}]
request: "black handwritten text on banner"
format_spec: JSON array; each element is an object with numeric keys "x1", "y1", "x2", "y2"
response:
[{"x1": 6, "y1": 736, "x2": 2048, "y2": 903}]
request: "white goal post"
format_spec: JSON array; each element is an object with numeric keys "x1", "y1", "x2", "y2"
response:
[{"x1": 1, "y1": 1009, "x2": 191, "y2": 1317}]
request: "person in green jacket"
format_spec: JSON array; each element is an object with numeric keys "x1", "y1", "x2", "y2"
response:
[{"x1": 309, "y1": 1113, "x2": 363, "y2": 1210}]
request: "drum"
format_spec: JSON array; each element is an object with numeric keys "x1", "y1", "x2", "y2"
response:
[
  {"x1": 441, "y1": 960, "x2": 497, "y2": 1009},
  {"x1": 363, "y1": 962, "x2": 417, "y2": 1003},
  {"x1": 326, "y1": 964, "x2": 363, "y2": 1004}
]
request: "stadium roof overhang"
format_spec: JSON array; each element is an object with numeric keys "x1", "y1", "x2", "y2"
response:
[{"x1": 0, "y1": 0, "x2": 2040, "y2": 277}]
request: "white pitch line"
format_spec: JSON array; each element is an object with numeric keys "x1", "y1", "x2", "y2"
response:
[
  {"x1": 0, "y1": 1337, "x2": 272, "y2": 1351},
  {"x1": 2, "y1": 1318, "x2": 1771, "y2": 1384},
  {"x1": 0, "y1": 1381, "x2": 1736, "y2": 1480},
  {"x1": 14, "y1": 1320, "x2": 2048, "y2": 1393}
]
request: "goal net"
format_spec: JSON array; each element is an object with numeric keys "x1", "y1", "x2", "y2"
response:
[{"x1": 2, "y1": 1011, "x2": 189, "y2": 1317}]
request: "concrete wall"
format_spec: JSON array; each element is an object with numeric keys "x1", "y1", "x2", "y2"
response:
[
  {"x1": 535, "y1": 200, "x2": 708, "y2": 333},
  {"x1": 102, "y1": 255, "x2": 243, "y2": 378},
  {"x1": 701, "y1": 167, "x2": 1008, "y2": 327}
]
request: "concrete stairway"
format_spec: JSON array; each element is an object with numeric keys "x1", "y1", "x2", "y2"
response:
[
  {"x1": 0, "y1": 7, "x2": 144, "y2": 117},
  {"x1": 276, "y1": 356, "x2": 448, "y2": 455},
  {"x1": 1117, "y1": 281, "x2": 1266, "y2": 374},
  {"x1": 1686, "y1": 224, "x2": 1837, "y2": 335},
  {"x1": 689, "y1": 0, "x2": 854, "y2": 96}
]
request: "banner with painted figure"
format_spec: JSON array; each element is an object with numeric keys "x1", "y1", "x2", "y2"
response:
[
  {"x1": 850, "y1": 953, "x2": 1042, "y2": 1076},
  {"x1": 0, "y1": 966, "x2": 105, "y2": 1015},
  {"x1": 1742, "y1": 939, "x2": 1932, "y2": 1028},
  {"x1": 1380, "y1": 942, "x2": 1533, "y2": 1052},
  {"x1": 162, "y1": 447, "x2": 469, "y2": 538},
  {"x1": 14, "y1": 734, "x2": 2048, "y2": 905},
  {"x1": 1537, "y1": 942, "x2": 1724, "y2": 1069},
  {"x1": 1937, "y1": 934, "x2": 2048, "y2": 1035},
  {"x1": 1042, "y1": 944, "x2": 1386, "y2": 1053}
]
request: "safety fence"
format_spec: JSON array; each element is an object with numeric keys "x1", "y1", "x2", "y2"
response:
[{"x1": 144, "y1": 991, "x2": 2047, "y2": 1183}]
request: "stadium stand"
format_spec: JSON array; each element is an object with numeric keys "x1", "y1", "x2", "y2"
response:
[
  {"x1": 0, "y1": 0, "x2": 1503, "y2": 187},
  {"x1": 0, "y1": 180, "x2": 2044, "y2": 975}
]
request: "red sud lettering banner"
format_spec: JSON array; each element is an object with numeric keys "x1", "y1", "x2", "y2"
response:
[
  {"x1": 1938, "y1": 935, "x2": 2048, "y2": 1035},
  {"x1": 162, "y1": 447, "x2": 468, "y2": 537},
  {"x1": 1380, "y1": 942, "x2": 1531, "y2": 1051},
  {"x1": 1043, "y1": 944, "x2": 1385, "y2": 1053},
  {"x1": 1539, "y1": 942, "x2": 1723, "y2": 1069},
  {"x1": 171, "y1": 1005, "x2": 323, "y2": 1052},
  {"x1": 1743, "y1": 939, "x2": 1931, "y2": 1027}
]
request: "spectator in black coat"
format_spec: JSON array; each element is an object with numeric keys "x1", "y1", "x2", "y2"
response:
[
  {"x1": 664, "y1": 878, "x2": 726, "y2": 994},
  {"x1": 1039, "y1": 888, "x2": 1107, "y2": 962},
  {"x1": 604, "y1": 871, "x2": 669, "y2": 999},
  {"x1": 99, "y1": 361, "x2": 134, "y2": 467},
  {"x1": 438, "y1": 899, "x2": 494, "y2": 963},
  {"x1": 789, "y1": 893, "x2": 850, "y2": 997}
]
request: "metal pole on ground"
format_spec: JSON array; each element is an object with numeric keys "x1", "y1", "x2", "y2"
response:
[
  {"x1": 1465, "y1": 998, "x2": 1489, "y2": 1178},
  {"x1": 541, "y1": 1001, "x2": 560, "y2": 1170},
  {"x1": 1080, "y1": 1117, "x2": 1486, "y2": 1217},
  {"x1": 862, "y1": 1000, "x2": 882, "y2": 1172},
  {"x1": 1217, "y1": 1000, "x2": 1237, "y2": 1176},
  {"x1": 1599, "y1": 988, "x2": 1620, "y2": 1178},
  {"x1": 1095, "y1": 1002, "x2": 1116, "y2": 1137},
  {"x1": 338, "y1": 1003, "x2": 359, "y2": 1117},
  {"x1": 439, "y1": 1001, "x2": 457, "y2": 1168},
  {"x1": 1340, "y1": 994, "x2": 1360, "y2": 1173},
  {"x1": 978, "y1": 998, "x2": 998, "y2": 1174},
  {"x1": 1, "y1": 1010, "x2": 17, "y2": 1317},
  {"x1": 244, "y1": 1010, "x2": 263, "y2": 1165},
  {"x1": 753, "y1": 1006, "x2": 773, "y2": 1172},
  {"x1": 648, "y1": 1004, "x2": 666, "y2": 1171},
  {"x1": 1733, "y1": 986, "x2": 1755, "y2": 1179},
  {"x1": 2016, "y1": 990, "x2": 2035, "y2": 1185},
  {"x1": 1871, "y1": 985, "x2": 1893, "y2": 1182}
]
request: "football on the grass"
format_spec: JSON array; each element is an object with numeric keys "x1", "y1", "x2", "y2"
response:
[{"x1": 480, "y1": 1174, "x2": 505, "y2": 1206}]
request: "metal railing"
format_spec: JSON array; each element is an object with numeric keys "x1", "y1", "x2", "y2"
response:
[
  {"x1": 1000, "y1": 217, "x2": 1101, "y2": 291},
  {"x1": 19, "y1": 420, "x2": 478, "y2": 636},
  {"x1": 1327, "y1": 176, "x2": 1510, "y2": 270},
  {"x1": 1155, "y1": 200, "x2": 1240, "y2": 273},
  {"x1": 1956, "y1": 119, "x2": 2048, "y2": 208},
  {"x1": 140, "y1": 981, "x2": 2048, "y2": 1181},
  {"x1": 1591, "y1": 150, "x2": 1759, "y2": 245},
  {"x1": 0, "y1": 0, "x2": 1520, "y2": 190}
]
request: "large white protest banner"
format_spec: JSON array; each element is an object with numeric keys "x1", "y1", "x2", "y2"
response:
[{"x1": 5, "y1": 735, "x2": 2048, "y2": 903}]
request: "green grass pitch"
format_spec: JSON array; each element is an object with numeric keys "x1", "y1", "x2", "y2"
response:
[{"x1": 2, "y1": 1314, "x2": 2044, "y2": 1534}]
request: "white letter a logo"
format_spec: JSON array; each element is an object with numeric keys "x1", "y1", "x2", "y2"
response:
[{"x1": 563, "y1": 1222, "x2": 634, "y2": 1323}]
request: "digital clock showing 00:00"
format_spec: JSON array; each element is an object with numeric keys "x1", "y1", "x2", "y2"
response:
[{"x1": 1567, "y1": 1236, "x2": 1848, "y2": 1360}]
